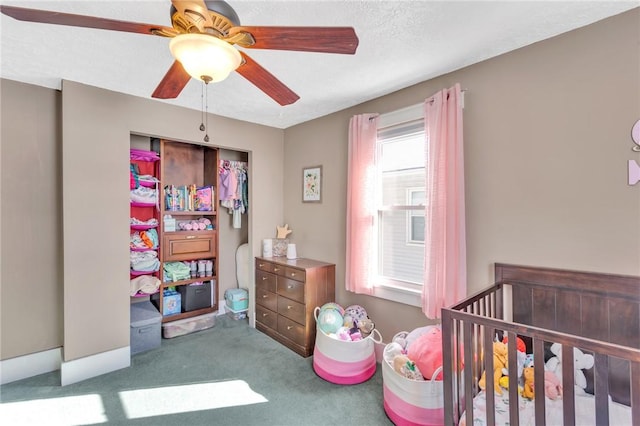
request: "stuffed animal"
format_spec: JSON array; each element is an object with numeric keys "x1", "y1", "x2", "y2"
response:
[
  {"x1": 502, "y1": 335, "x2": 526, "y2": 353},
  {"x1": 545, "y1": 343, "x2": 594, "y2": 394},
  {"x1": 478, "y1": 341, "x2": 508, "y2": 395},
  {"x1": 407, "y1": 326, "x2": 444, "y2": 380},
  {"x1": 393, "y1": 354, "x2": 424, "y2": 381},
  {"x1": 498, "y1": 375, "x2": 510, "y2": 390},
  {"x1": 522, "y1": 366, "x2": 535, "y2": 399},
  {"x1": 544, "y1": 370, "x2": 563, "y2": 400}
]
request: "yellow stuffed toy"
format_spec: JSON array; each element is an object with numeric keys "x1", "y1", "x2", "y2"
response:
[
  {"x1": 478, "y1": 341, "x2": 508, "y2": 395},
  {"x1": 522, "y1": 366, "x2": 535, "y2": 399}
]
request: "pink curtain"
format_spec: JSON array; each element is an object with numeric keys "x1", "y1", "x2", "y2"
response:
[
  {"x1": 345, "y1": 114, "x2": 379, "y2": 295},
  {"x1": 423, "y1": 84, "x2": 467, "y2": 318}
]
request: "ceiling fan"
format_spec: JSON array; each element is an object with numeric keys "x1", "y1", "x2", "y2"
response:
[{"x1": 0, "y1": 0, "x2": 359, "y2": 106}]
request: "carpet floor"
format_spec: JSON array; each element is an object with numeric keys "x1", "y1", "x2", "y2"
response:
[{"x1": 0, "y1": 314, "x2": 394, "y2": 425}]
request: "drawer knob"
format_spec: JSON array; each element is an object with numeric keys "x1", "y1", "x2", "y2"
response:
[
  {"x1": 186, "y1": 235, "x2": 196, "y2": 239},
  {"x1": 262, "y1": 276, "x2": 268, "y2": 281},
  {"x1": 287, "y1": 285, "x2": 293, "y2": 289},
  {"x1": 258, "y1": 263, "x2": 264, "y2": 267},
  {"x1": 262, "y1": 294, "x2": 268, "y2": 298},
  {"x1": 287, "y1": 325, "x2": 293, "y2": 330},
  {"x1": 287, "y1": 305, "x2": 292, "y2": 310},
  {"x1": 274, "y1": 268, "x2": 280, "y2": 272},
  {"x1": 290, "y1": 272, "x2": 296, "y2": 277},
  {"x1": 262, "y1": 313, "x2": 268, "y2": 317}
]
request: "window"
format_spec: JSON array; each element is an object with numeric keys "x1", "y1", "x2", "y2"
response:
[{"x1": 371, "y1": 105, "x2": 425, "y2": 306}]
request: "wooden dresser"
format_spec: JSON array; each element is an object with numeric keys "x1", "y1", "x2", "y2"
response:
[{"x1": 255, "y1": 256, "x2": 335, "y2": 357}]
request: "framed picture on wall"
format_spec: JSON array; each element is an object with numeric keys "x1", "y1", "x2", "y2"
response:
[{"x1": 302, "y1": 165, "x2": 322, "y2": 203}]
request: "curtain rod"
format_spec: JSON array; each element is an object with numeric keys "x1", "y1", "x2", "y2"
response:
[{"x1": 371, "y1": 89, "x2": 467, "y2": 122}]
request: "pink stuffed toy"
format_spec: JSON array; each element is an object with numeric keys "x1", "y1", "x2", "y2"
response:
[
  {"x1": 407, "y1": 326, "x2": 443, "y2": 380},
  {"x1": 544, "y1": 370, "x2": 563, "y2": 400}
]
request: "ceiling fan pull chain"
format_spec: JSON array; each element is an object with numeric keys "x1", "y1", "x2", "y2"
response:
[
  {"x1": 199, "y1": 81, "x2": 205, "y2": 132},
  {"x1": 204, "y1": 80, "x2": 210, "y2": 143}
]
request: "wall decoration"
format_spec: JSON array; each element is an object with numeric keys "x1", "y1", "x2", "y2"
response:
[
  {"x1": 303, "y1": 165, "x2": 322, "y2": 202},
  {"x1": 629, "y1": 119, "x2": 640, "y2": 186}
]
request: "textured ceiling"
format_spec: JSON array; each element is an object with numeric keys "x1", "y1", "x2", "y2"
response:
[{"x1": 1, "y1": 1, "x2": 638, "y2": 129}]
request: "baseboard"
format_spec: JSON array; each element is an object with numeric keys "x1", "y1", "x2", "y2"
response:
[
  {"x1": 61, "y1": 346, "x2": 130, "y2": 386},
  {"x1": 0, "y1": 347, "x2": 62, "y2": 385}
]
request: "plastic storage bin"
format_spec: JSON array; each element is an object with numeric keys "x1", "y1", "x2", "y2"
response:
[
  {"x1": 312, "y1": 307, "x2": 382, "y2": 385},
  {"x1": 224, "y1": 288, "x2": 248, "y2": 311},
  {"x1": 225, "y1": 304, "x2": 248, "y2": 320},
  {"x1": 130, "y1": 301, "x2": 161, "y2": 355},
  {"x1": 162, "y1": 312, "x2": 216, "y2": 338},
  {"x1": 177, "y1": 281, "x2": 212, "y2": 312}
]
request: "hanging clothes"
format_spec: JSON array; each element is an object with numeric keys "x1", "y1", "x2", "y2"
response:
[{"x1": 219, "y1": 160, "x2": 248, "y2": 229}]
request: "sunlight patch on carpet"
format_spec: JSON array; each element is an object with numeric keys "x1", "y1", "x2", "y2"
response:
[
  {"x1": 118, "y1": 379, "x2": 268, "y2": 419},
  {"x1": 0, "y1": 394, "x2": 107, "y2": 425}
]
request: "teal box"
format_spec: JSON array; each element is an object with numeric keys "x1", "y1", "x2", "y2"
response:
[{"x1": 225, "y1": 288, "x2": 248, "y2": 311}]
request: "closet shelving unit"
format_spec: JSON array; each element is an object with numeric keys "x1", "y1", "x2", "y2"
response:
[
  {"x1": 154, "y1": 139, "x2": 219, "y2": 323},
  {"x1": 130, "y1": 150, "x2": 161, "y2": 296}
]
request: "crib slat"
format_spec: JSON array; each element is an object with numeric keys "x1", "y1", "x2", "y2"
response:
[
  {"x1": 463, "y1": 322, "x2": 474, "y2": 424},
  {"x1": 442, "y1": 312, "x2": 455, "y2": 425},
  {"x1": 632, "y1": 361, "x2": 640, "y2": 426},
  {"x1": 562, "y1": 344, "x2": 576, "y2": 426},
  {"x1": 506, "y1": 331, "x2": 520, "y2": 426},
  {"x1": 533, "y1": 338, "x2": 546, "y2": 423},
  {"x1": 594, "y1": 353, "x2": 610, "y2": 425},
  {"x1": 484, "y1": 328, "x2": 496, "y2": 426}
]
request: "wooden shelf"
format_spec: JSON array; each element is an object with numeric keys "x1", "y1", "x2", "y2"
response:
[
  {"x1": 161, "y1": 306, "x2": 217, "y2": 323},
  {"x1": 163, "y1": 210, "x2": 216, "y2": 216},
  {"x1": 162, "y1": 275, "x2": 216, "y2": 287}
]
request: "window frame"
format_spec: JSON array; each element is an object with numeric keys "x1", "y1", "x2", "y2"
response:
[{"x1": 369, "y1": 104, "x2": 425, "y2": 307}]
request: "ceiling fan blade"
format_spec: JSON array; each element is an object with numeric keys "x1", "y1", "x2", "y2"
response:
[
  {"x1": 236, "y1": 52, "x2": 299, "y2": 106},
  {"x1": 151, "y1": 61, "x2": 191, "y2": 99},
  {"x1": 229, "y1": 26, "x2": 359, "y2": 54},
  {"x1": 0, "y1": 5, "x2": 174, "y2": 35}
]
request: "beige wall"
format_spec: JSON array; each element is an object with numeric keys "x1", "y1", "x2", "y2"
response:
[
  {"x1": 284, "y1": 9, "x2": 640, "y2": 340},
  {"x1": 1, "y1": 81, "x2": 64, "y2": 359},
  {"x1": 1, "y1": 79, "x2": 283, "y2": 362},
  {"x1": 1, "y1": 8, "x2": 638, "y2": 366}
]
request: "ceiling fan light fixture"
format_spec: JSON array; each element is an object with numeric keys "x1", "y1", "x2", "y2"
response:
[{"x1": 169, "y1": 33, "x2": 241, "y2": 83}]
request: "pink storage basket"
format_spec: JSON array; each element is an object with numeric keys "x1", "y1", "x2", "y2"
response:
[
  {"x1": 382, "y1": 331, "x2": 446, "y2": 426},
  {"x1": 312, "y1": 307, "x2": 383, "y2": 385},
  {"x1": 382, "y1": 356, "x2": 444, "y2": 426}
]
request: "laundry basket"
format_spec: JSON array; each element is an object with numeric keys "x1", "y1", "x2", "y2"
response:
[{"x1": 312, "y1": 307, "x2": 383, "y2": 385}]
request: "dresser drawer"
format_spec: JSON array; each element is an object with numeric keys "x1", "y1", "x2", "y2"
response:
[
  {"x1": 278, "y1": 277, "x2": 304, "y2": 304},
  {"x1": 256, "y1": 305, "x2": 277, "y2": 330},
  {"x1": 277, "y1": 316, "x2": 306, "y2": 347},
  {"x1": 256, "y1": 287, "x2": 277, "y2": 311},
  {"x1": 270, "y1": 263, "x2": 287, "y2": 276},
  {"x1": 277, "y1": 297, "x2": 306, "y2": 325},
  {"x1": 163, "y1": 231, "x2": 216, "y2": 261},
  {"x1": 256, "y1": 259, "x2": 275, "y2": 273},
  {"x1": 283, "y1": 266, "x2": 305, "y2": 283},
  {"x1": 256, "y1": 270, "x2": 277, "y2": 293}
]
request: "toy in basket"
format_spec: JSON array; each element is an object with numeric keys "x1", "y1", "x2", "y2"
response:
[
  {"x1": 382, "y1": 330, "x2": 446, "y2": 426},
  {"x1": 312, "y1": 304, "x2": 383, "y2": 385}
]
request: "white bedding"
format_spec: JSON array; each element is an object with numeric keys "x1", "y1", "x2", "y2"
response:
[{"x1": 459, "y1": 386, "x2": 632, "y2": 426}]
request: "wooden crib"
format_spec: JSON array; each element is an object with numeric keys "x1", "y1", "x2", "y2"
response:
[{"x1": 441, "y1": 263, "x2": 640, "y2": 426}]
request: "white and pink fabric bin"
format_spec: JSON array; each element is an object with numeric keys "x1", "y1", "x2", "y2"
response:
[
  {"x1": 382, "y1": 353, "x2": 445, "y2": 426},
  {"x1": 312, "y1": 310, "x2": 382, "y2": 385}
]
